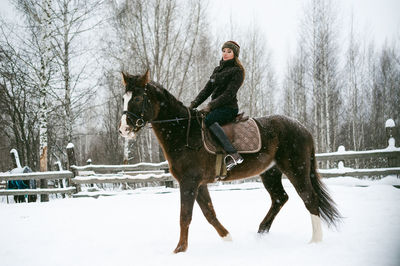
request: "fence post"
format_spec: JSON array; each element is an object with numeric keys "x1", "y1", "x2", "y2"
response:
[
  {"x1": 10, "y1": 149, "x2": 21, "y2": 169},
  {"x1": 337, "y1": 145, "x2": 345, "y2": 169},
  {"x1": 67, "y1": 143, "x2": 80, "y2": 193},
  {"x1": 54, "y1": 161, "x2": 66, "y2": 198},
  {"x1": 385, "y1": 119, "x2": 397, "y2": 168}
]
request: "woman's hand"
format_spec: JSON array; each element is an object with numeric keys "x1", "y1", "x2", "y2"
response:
[
  {"x1": 200, "y1": 105, "x2": 211, "y2": 114},
  {"x1": 189, "y1": 102, "x2": 196, "y2": 109}
]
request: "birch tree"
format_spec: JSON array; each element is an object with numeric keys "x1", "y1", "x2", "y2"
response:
[
  {"x1": 342, "y1": 15, "x2": 369, "y2": 151},
  {"x1": 51, "y1": 0, "x2": 103, "y2": 144},
  {"x1": 301, "y1": 0, "x2": 341, "y2": 153},
  {"x1": 282, "y1": 43, "x2": 308, "y2": 124},
  {"x1": 239, "y1": 23, "x2": 276, "y2": 117},
  {"x1": 103, "y1": 0, "x2": 211, "y2": 162}
]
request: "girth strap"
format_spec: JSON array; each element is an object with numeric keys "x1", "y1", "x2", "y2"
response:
[{"x1": 215, "y1": 153, "x2": 227, "y2": 180}]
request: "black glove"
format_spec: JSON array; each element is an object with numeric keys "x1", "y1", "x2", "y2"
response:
[
  {"x1": 189, "y1": 101, "x2": 197, "y2": 109},
  {"x1": 200, "y1": 104, "x2": 211, "y2": 114}
]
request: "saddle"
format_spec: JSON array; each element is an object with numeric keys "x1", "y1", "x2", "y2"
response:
[{"x1": 202, "y1": 113, "x2": 262, "y2": 155}]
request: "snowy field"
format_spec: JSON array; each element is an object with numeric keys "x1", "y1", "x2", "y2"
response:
[{"x1": 1, "y1": 176, "x2": 400, "y2": 266}]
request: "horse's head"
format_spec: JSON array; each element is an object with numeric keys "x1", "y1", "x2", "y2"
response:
[{"x1": 119, "y1": 70, "x2": 153, "y2": 139}]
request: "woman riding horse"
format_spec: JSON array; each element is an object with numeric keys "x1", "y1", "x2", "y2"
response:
[
  {"x1": 119, "y1": 69, "x2": 341, "y2": 254},
  {"x1": 190, "y1": 41, "x2": 244, "y2": 171}
]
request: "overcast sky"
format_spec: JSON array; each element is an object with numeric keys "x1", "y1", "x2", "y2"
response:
[
  {"x1": 209, "y1": 0, "x2": 400, "y2": 80},
  {"x1": 1, "y1": 0, "x2": 399, "y2": 80}
]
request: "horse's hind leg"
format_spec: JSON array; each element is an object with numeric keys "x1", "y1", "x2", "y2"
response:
[
  {"x1": 196, "y1": 185, "x2": 231, "y2": 240},
  {"x1": 258, "y1": 166, "x2": 288, "y2": 233},
  {"x1": 280, "y1": 158, "x2": 323, "y2": 243}
]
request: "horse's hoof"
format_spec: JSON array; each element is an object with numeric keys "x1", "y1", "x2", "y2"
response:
[
  {"x1": 222, "y1": 233, "x2": 232, "y2": 241},
  {"x1": 173, "y1": 244, "x2": 187, "y2": 253},
  {"x1": 257, "y1": 229, "x2": 267, "y2": 234}
]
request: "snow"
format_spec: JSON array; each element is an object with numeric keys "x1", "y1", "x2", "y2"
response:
[
  {"x1": 385, "y1": 119, "x2": 395, "y2": 128},
  {"x1": 0, "y1": 170, "x2": 72, "y2": 179},
  {"x1": 74, "y1": 172, "x2": 172, "y2": 181},
  {"x1": 1, "y1": 176, "x2": 400, "y2": 266},
  {"x1": 388, "y1": 137, "x2": 396, "y2": 148},
  {"x1": 73, "y1": 161, "x2": 169, "y2": 170},
  {"x1": 9, "y1": 149, "x2": 22, "y2": 169},
  {"x1": 318, "y1": 146, "x2": 400, "y2": 156},
  {"x1": 319, "y1": 166, "x2": 400, "y2": 174}
]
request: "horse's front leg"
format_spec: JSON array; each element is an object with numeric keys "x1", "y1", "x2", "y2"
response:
[
  {"x1": 196, "y1": 184, "x2": 231, "y2": 240},
  {"x1": 174, "y1": 179, "x2": 199, "y2": 253}
]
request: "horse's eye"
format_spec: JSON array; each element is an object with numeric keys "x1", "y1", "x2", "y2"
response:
[{"x1": 134, "y1": 96, "x2": 142, "y2": 103}]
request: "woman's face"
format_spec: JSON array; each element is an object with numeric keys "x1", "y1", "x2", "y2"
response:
[{"x1": 222, "y1": 48, "x2": 234, "y2": 61}]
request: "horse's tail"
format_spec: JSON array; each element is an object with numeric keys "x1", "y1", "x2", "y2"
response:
[{"x1": 310, "y1": 146, "x2": 342, "y2": 228}]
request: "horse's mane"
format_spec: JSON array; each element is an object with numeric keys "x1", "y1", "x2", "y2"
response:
[{"x1": 149, "y1": 81, "x2": 187, "y2": 111}]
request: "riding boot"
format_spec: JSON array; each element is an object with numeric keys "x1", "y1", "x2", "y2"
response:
[{"x1": 209, "y1": 122, "x2": 244, "y2": 171}]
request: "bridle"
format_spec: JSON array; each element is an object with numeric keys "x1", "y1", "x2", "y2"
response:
[
  {"x1": 122, "y1": 84, "x2": 152, "y2": 129},
  {"x1": 122, "y1": 84, "x2": 203, "y2": 149}
]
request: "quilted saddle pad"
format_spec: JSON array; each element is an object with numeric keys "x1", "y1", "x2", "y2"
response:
[{"x1": 202, "y1": 118, "x2": 262, "y2": 155}]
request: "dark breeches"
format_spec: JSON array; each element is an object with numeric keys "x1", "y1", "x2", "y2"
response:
[{"x1": 204, "y1": 107, "x2": 238, "y2": 127}]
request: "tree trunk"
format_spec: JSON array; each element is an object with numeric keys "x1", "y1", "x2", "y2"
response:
[{"x1": 38, "y1": 0, "x2": 52, "y2": 202}]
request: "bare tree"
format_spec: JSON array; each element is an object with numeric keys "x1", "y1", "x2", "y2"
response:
[
  {"x1": 342, "y1": 14, "x2": 370, "y2": 151},
  {"x1": 102, "y1": 0, "x2": 211, "y2": 162},
  {"x1": 368, "y1": 43, "x2": 400, "y2": 148},
  {"x1": 239, "y1": 22, "x2": 276, "y2": 117},
  {"x1": 50, "y1": 0, "x2": 103, "y2": 144},
  {"x1": 282, "y1": 43, "x2": 308, "y2": 124},
  {"x1": 299, "y1": 0, "x2": 342, "y2": 153},
  {"x1": 0, "y1": 42, "x2": 40, "y2": 171}
]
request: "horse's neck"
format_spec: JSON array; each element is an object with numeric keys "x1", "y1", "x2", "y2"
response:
[{"x1": 150, "y1": 88, "x2": 192, "y2": 155}]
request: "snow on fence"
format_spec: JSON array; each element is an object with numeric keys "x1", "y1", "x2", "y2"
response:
[
  {"x1": 1, "y1": 119, "x2": 399, "y2": 200},
  {"x1": 316, "y1": 146, "x2": 400, "y2": 178},
  {"x1": 0, "y1": 171, "x2": 75, "y2": 196},
  {"x1": 316, "y1": 119, "x2": 400, "y2": 178},
  {"x1": 70, "y1": 162, "x2": 172, "y2": 186}
]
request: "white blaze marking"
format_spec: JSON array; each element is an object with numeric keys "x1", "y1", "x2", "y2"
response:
[
  {"x1": 119, "y1": 91, "x2": 133, "y2": 137},
  {"x1": 309, "y1": 214, "x2": 323, "y2": 243}
]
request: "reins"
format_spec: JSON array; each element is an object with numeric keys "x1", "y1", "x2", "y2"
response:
[
  {"x1": 149, "y1": 108, "x2": 202, "y2": 150},
  {"x1": 123, "y1": 90, "x2": 203, "y2": 150}
]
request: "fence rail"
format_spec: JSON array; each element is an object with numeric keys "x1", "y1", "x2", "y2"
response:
[
  {"x1": 0, "y1": 171, "x2": 73, "y2": 181},
  {"x1": 319, "y1": 167, "x2": 400, "y2": 178},
  {"x1": 1, "y1": 139, "x2": 399, "y2": 201},
  {"x1": 0, "y1": 187, "x2": 76, "y2": 196},
  {"x1": 316, "y1": 149, "x2": 400, "y2": 161},
  {"x1": 316, "y1": 145, "x2": 400, "y2": 178},
  {"x1": 71, "y1": 173, "x2": 172, "y2": 185},
  {"x1": 71, "y1": 162, "x2": 169, "y2": 173}
]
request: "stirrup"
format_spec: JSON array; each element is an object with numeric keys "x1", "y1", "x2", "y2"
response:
[{"x1": 224, "y1": 154, "x2": 243, "y2": 171}]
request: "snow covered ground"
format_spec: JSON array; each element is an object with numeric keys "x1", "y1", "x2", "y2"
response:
[{"x1": 1, "y1": 176, "x2": 400, "y2": 266}]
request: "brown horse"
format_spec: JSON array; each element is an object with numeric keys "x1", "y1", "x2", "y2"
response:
[{"x1": 119, "y1": 71, "x2": 341, "y2": 253}]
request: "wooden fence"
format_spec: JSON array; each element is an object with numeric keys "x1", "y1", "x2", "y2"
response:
[
  {"x1": 316, "y1": 145, "x2": 400, "y2": 178},
  {"x1": 1, "y1": 137, "x2": 399, "y2": 201},
  {"x1": 0, "y1": 171, "x2": 75, "y2": 196},
  {"x1": 70, "y1": 162, "x2": 173, "y2": 190}
]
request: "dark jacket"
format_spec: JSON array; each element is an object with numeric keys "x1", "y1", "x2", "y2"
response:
[{"x1": 191, "y1": 58, "x2": 244, "y2": 110}]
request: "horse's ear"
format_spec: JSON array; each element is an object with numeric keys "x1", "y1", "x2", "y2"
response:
[
  {"x1": 142, "y1": 69, "x2": 150, "y2": 85},
  {"x1": 121, "y1": 72, "x2": 128, "y2": 87}
]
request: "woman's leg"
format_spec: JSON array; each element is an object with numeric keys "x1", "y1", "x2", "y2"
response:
[
  {"x1": 204, "y1": 107, "x2": 238, "y2": 127},
  {"x1": 204, "y1": 108, "x2": 243, "y2": 170}
]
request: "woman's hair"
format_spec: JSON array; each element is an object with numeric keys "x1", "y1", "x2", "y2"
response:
[{"x1": 234, "y1": 56, "x2": 245, "y2": 86}]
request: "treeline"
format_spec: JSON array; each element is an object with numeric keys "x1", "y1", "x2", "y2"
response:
[
  {"x1": 0, "y1": 0, "x2": 398, "y2": 171},
  {"x1": 282, "y1": 0, "x2": 399, "y2": 153}
]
